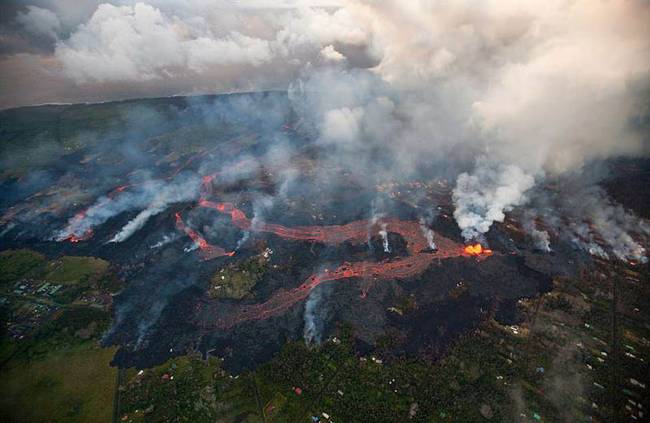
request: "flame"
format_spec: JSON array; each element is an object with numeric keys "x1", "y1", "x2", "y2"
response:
[{"x1": 464, "y1": 243, "x2": 492, "y2": 256}]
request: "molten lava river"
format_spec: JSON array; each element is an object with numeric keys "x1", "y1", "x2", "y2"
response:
[
  {"x1": 179, "y1": 171, "x2": 492, "y2": 329},
  {"x1": 60, "y1": 160, "x2": 493, "y2": 330}
]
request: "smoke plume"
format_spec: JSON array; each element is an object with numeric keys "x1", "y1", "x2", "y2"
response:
[
  {"x1": 453, "y1": 162, "x2": 535, "y2": 241},
  {"x1": 2, "y1": 0, "x2": 649, "y2": 259},
  {"x1": 108, "y1": 176, "x2": 199, "y2": 243}
]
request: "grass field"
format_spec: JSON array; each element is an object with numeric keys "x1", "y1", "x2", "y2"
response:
[
  {"x1": 44, "y1": 256, "x2": 109, "y2": 285},
  {"x1": 0, "y1": 249, "x2": 109, "y2": 287},
  {"x1": 0, "y1": 249, "x2": 46, "y2": 284},
  {"x1": 0, "y1": 343, "x2": 117, "y2": 423}
]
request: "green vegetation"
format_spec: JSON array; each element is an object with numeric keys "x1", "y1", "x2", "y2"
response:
[
  {"x1": 208, "y1": 257, "x2": 268, "y2": 300},
  {"x1": 0, "y1": 248, "x2": 118, "y2": 423},
  {"x1": 121, "y1": 355, "x2": 222, "y2": 422},
  {"x1": 0, "y1": 249, "x2": 46, "y2": 284},
  {"x1": 44, "y1": 256, "x2": 109, "y2": 285},
  {"x1": 119, "y1": 323, "x2": 536, "y2": 422},
  {"x1": 0, "y1": 95, "x2": 267, "y2": 177},
  {"x1": 0, "y1": 344, "x2": 117, "y2": 423},
  {"x1": 4, "y1": 305, "x2": 110, "y2": 363},
  {"x1": 0, "y1": 249, "x2": 111, "y2": 306}
]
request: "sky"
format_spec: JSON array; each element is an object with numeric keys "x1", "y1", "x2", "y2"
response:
[
  {"x1": 1, "y1": 1, "x2": 648, "y2": 113},
  {"x1": 0, "y1": 0, "x2": 349, "y2": 109}
]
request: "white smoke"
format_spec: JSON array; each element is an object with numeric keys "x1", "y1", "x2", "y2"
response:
[
  {"x1": 250, "y1": 195, "x2": 274, "y2": 231},
  {"x1": 527, "y1": 225, "x2": 551, "y2": 253},
  {"x1": 366, "y1": 197, "x2": 387, "y2": 251},
  {"x1": 304, "y1": 282, "x2": 329, "y2": 345},
  {"x1": 452, "y1": 162, "x2": 535, "y2": 241},
  {"x1": 184, "y1": 243, "x2": 199, "y2": 253},
  {"x1": 379, "y1": 223, "x2": 390, "y2": 253},
  {"x1": 524, "y1": 184, "x2": 648, "y2": 262},
  {"x1": 419, "y1": 217, "x2": 436, "y2": 251},
  {"x1": 150, "y1": 233, "x2": 177, "y2": 249},
  {"x1": 6, "y1": 0, "x2": 650, "y2": 251},
  {"x1": 235, "y1": 231, "x2": 250, "y2": 251},
  {"x1": 56, "y1": 174, "x2": 199, "y2": 241},
  {"x1": 108, "y1": 177, "x2": 199, "y2": 243},
  {"x1": 109, "y1": 205, "x2": 164, "y2": 243}
]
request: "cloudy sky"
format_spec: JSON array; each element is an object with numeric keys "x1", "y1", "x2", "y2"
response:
[
  {"x1": 1, "y1": 1, "x2": 648, "y2": 114},
  {"x1": 0, "y1": 0, "x2": 354, "y2": 109},
  {"x1": 1, "y1": 1, "x2": 648, "y2": 176}
]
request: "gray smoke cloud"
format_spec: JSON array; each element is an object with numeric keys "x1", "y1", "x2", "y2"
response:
[
  {"x1": 521, "y1": 210, "x2": 551, "y2": 253},
  {"x1": 525, "y1": 182, "x2": 649, "y2": 262},
  {"x1": 3, "y1": 0, "x2": 649, "y2": 261}
]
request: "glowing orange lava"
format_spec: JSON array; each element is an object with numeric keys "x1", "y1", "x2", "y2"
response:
[
  {"x1": 175, "y1": 212, "x2": 234, "y2": 260},
  {"x1": 66, "y1": 229, "x2": 93, "y2": 243},
  {"x1": 463, "y1": 243, "x2": 492, "y2": 256}
]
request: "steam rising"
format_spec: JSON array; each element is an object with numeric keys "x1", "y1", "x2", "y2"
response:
[
  {"x1": 419, "y1": 217, "x2": 437, "y2": 251},
  {"x1": 108, "y1": 176, "x2": 199, "y2": 243},
  {"x1": 150, "y1": 233, "x2": 177, "y2": 249},
  {"x1": 379, "y1": 223, "x2": 390, "y2": 253},
  {"x1": 453, "y1": 163, "x2": 535, "y2": 241},
  {"x1": 56, "y1": 174, "x2": 200, "y2": 242},
  {"x1": 1, "y1": 0, "x2": 649, "y2": 360},
  {"x1": 304, "y1": 282, "x2": 330, "y2": 345},
  {"x1": 525, "y1": 184, "x2": 649, "y2": 262}
]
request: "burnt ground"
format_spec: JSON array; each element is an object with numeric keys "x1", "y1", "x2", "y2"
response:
[
  {"x1": 0, "y1": 96, "x2": 647, "y2": 374},
  {"x1": 602, "y1": 158, "x2": 650, "y2": 219},
  {"x1": 102, "y1": 205, "x2": 562, "y2": 372},
  {"x1": 1, "y1": 177, "x2": 565, "y2": 373}
]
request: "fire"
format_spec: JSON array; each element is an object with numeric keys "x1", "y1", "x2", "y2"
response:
[
  {"x1": 66, "y1": 229, "x2": 93, "y2": 243},
  {"x1": 464, "y1": 243, "x2": 492, "y2": 256}
]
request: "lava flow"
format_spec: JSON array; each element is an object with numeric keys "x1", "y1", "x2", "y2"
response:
[
  {"x1": 191, "y1": 196, "x2": 478, "y2": 329},
  {"x1": 60, "y1": 211, "x2": 94, "y2": 243},
  {"x1": 184, "y1": 162, "x2": 510, "y2": 330},
  {"x1": 65, "y1": 229, "x2": 94, "y2": 243},
  {"x1": 212, "y1": 254, "x2": 442, "y2": 329},
  {"x1": 174, "y1": 212, "x2": 234, "y2": 260},
  {"x1": 57, "y1": 158, "x2": 494, "y2": 329}
]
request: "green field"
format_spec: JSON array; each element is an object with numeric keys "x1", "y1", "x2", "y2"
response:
[
  {"x1": 209, "y1": 257, "x2": 268, "y2": 300},
  {"x1": 0, "y1": 248, "x2": 117, "y2": 422},
  {"x1": 0, "y1": 249, "x2": 109, "y2": 287},
  {"x1": 0, "y1": 249, "x2": 46, "y2": 284},
  {"x1": 0, "y1": 343, "x2": 117, "y2": 423},
  {"x1": 44, "y1": 256, "x2": 109, "y2": 285}
]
